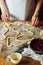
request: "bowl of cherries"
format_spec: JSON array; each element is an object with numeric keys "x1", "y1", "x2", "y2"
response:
[{"x1": 30, "y1": 38, "x2": 43, "y2": 54}]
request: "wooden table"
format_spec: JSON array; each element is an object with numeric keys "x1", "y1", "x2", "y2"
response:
[
  {"x1": 0, "y1": 20, "x2": 43, "y2": 65},
  {"x1": 17, "y1": 56, "x2": 41, "y2": 65},
  {"x1": 0, "y1": 20, "x2": 43, "y2": 25},
  {"x1": 0, "y1": 20, "x2": 43, "y2": 29},
  {"x1": 0, "y1": 53, "x2": 41, "y2": 65}
]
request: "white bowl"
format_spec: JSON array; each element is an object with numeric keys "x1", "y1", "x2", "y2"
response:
[{"x1": 10, "y1": 52, "x2": 22, "y2": 64}]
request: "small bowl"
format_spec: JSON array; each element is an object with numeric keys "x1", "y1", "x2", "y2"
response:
[
  {"x1": 10, "y1": 52, "x2": 22, "y2": 64},
  {"x1": 30, "y1": 38, "x2": 43, "y2": 54}
]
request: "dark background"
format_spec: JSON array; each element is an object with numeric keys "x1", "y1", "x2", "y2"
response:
[
  {"x1": 0, "y1": 9, "x2": 1, "y2": 19},
  {"x1": 39, "y1": 4, "x2": 43, "y2": 21}
]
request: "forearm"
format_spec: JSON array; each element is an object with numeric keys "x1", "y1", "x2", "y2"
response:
[
  {"x1": 0, "y1": 0, "x2": 6, "y2": 11},
  {"x1": 34, "y1": 0, "x2": 42, "y2": 16},
  {"x1": 0, "y1": 0, "x2": 5, "y2": 8}
]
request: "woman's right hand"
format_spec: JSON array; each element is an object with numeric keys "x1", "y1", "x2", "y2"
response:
[
  {"x1": 1, "y1": 6, "x2": 10, "y2": 21},
  {"x1": 0, "y1": 0, "x2": 10, "y2": 22}
]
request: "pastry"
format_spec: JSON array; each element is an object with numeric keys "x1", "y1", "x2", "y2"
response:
[
  {"x1": 0, "y1": 34, "x2": 6, "y2": 41},
  {"x1": 0, "y1": 26, "x2": 8, "y2": 35},
  {"x1": 40, "y1": 30, "x2": 43, "y2": 38},
  {"x1": 5, "y1": 30, "x2": 19, "y2": 37},
  {"x1": 17, "y1": 35, "x2": 34, "y2": 41},
  {"x1": 19, "y1": 31, "x2": 34, "y2": 37},
  {"x1": 7, "y1": 37, "x2": 28, "y2": 47}
]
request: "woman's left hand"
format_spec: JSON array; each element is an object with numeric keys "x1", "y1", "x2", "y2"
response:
[{"x1": 31, "y1": 14, "x2": 39, "y2": 26}]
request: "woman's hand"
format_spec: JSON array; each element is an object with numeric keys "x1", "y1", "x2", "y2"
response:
[
  {"x1": 31, "y1": 0, "x2": 42, "y2": 26},
  {"x1": 1, "y1": 6, "x2": 10, "y2": 21},
  {"x1": 31, "y1": 14, "x2": 39, "y2": 26},
  {"x1": 0, "y1": 0, "x2": 10, "y2": 21}
]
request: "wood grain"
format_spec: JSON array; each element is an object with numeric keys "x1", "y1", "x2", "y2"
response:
[{"x1": 14, "y1": 56, "x2": 41, "y2": 65}]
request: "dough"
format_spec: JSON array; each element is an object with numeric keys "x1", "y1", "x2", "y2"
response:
[
  {"x1": 7, "y1": 37, "x2": 29, "y2": 47},
  {"x1": 0, "y1": 34, "x2": 6, "y2": 41},
  {"x1": 40, "y1": 30, "x2": 43, "y2": 38},
  {"x1": 1, "y1": 26, "x2": 8, "y2": 34}
]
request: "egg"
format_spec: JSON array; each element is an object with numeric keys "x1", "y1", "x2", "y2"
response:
[{"x1": 10, "y1": 52, "x2": 22, "y2": 64}]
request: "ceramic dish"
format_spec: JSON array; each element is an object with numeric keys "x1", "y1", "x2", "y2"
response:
[
  {"x1": 9, "y1": 52, "x2": 22, "y2": 64},
  {"x1": 30, "y1": 38, "x2": 43, "y2": 54}
]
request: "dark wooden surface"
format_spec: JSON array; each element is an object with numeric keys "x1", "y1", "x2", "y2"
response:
[
  {"x1": 0, "y1": 52, "x2": 41, "y2": 65},
  {"x1": 17, "y1": 56, "x2": 41, "y2": 65}
]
